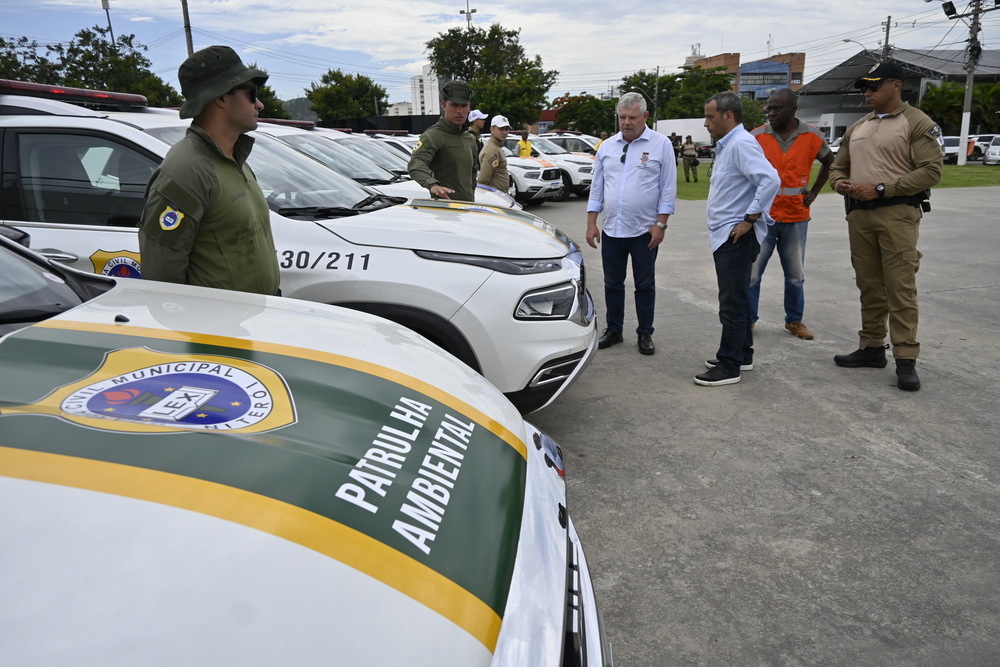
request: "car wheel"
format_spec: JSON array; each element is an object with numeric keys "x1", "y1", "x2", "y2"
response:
[
  {"x1": 973, "y1": 147, "x2": 983, "y2": 160},
  {"x1": 551, "y1": 173, "x2": 571, "y2": 202}
]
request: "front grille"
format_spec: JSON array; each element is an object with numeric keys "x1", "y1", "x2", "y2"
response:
[{"x1": 541, "y1": 168, "x2": 560, "y2": 180}]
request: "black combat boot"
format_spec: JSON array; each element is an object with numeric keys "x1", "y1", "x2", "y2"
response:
[
  {"x1": 834, "y1": 344, "x2": 888, "y2": 368},
  {"x1": 895, "y1": 359, "x2": 921, "y2": 391}
]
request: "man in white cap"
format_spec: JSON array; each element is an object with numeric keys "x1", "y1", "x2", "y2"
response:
[
  {"x1": 478, "y1": 115, "x2": 511, "y2": 192},
  {"x1": 138, "y1": 45, "x2": 279, "y2": 295}
]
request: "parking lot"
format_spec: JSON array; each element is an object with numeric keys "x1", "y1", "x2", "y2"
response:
[{"x1": 530, "y1": 186, "x2": 1000, "y2": 665}]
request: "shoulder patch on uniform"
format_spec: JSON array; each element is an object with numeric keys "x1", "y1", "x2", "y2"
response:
[
  {"x1": 158, "y1": 206, "x2": 184, "y2": 231},
  {"x1": 416, "y1": 139, "x2": 423, "y2": 149},
  {"x1": 491, "y1": 157, "x2": 499, "y2": 168}
]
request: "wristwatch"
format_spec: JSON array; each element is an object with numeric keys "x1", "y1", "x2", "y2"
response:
[
  {"x1": 876, "y1": 183, "x2": 886, "y2": 198},
  {"x1": 655, "y1": 221, "x2": 668, "y2": 230},
  {"x1": 743, "y1": 214, "x2": 759, "y2": 223}
]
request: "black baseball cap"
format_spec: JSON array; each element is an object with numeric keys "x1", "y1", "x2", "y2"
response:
[{"x1": 854, "y1": 62, "x2": 905, "y2": 89}]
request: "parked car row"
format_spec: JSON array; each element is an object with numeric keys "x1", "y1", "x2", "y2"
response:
[{"x1": 0, "y1": 80, "x2": 596, "y2": 415}]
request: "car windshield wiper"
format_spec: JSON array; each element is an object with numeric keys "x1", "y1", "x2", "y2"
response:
[
  {"x1": 353, "y1": 193, "x2": 405, "y2": 209},
  {"x1": 354, "y1": 177, "x2": 392, "y2": 186},
  {"x1": 276, "y1": 206, "x2": 360, "y2": 218},
  {"x1": 0, "y1": 304, "x2": 74, "y2": 324}
]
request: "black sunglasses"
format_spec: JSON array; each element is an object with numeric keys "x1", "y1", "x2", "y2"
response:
[
  {"x1": 857, "y1": 79, "x2": 890, "y2": 93},
  {"x1": 231, "y1": 84, "x2": 258, "y2": 103},
  {"x1": 620, "y1": 143, "x2": 628, "y2": 164}
]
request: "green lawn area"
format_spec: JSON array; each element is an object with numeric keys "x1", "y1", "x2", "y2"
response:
[{"x1": 674, "y1": 161, "x2": 1000, "y2": 201}]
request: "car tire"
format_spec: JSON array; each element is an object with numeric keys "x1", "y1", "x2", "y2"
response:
[{"x1": 551, "y1": 173, "x2": 572, "y2": 202}]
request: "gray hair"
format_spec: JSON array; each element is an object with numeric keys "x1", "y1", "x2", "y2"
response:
[
  {"x1": 618, "y1": 92, "x2": 647, "y2": 114},
  {"x1": 708, "y1": 90, "x2": 742, "y2": 122}
]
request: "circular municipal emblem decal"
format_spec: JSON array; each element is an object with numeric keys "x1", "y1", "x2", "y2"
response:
[
  {"x1": 101, "y1": 255, "x2": 143, "y2": 279},
  {"x1": 61, "y1": 360, "x2": 274, "y2": 430},
  {"x1": 6, "y1": 348, "x2": 297, "y2": 434}
]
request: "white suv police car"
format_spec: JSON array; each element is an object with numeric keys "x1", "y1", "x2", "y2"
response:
[
  {"x1": 0, "y1": 81, "x2": 596, "y2": 413},
  {"x1": 0, "y1": 231, "x2": 610, "y2": 666},
  {"x1": 504, "y1": 134, "x2": 595, "y2": 202}
]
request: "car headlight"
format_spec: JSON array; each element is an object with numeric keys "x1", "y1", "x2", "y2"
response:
[
  {"x1": 415, "y1": 250, "x2": 562, "y2": 275},
  {"x1": 515, "y1": 282, "x2": 577, "y2": 319},
  {"x1": 578, "y1": 166, "x2": 593, "y2": 174}
]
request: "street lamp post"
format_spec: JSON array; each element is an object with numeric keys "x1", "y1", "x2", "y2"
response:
[
  {"x1": 842, "y1": 38, "x2": 879, "y2": 62},
  {"x1": 101, "y1": 0, "x2": 116, "y2": 44},
  {"x1": 459, "y1": 0, "x2": 476, "y2": 31}
]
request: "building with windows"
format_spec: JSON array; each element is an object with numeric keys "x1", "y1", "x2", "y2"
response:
[
  {"x1": 409, "y1": 66, "x2": 441, "y2": 116},
  {"x1": 687, "y1": 52, "x2": 805, "y2": 98}
]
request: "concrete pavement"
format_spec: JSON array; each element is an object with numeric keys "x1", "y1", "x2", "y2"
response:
[{"x1": 530, "y1": 186, "x2": 1000, "y2": 665}]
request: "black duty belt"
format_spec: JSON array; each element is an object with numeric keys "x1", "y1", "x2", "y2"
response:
[{"x1": 846, "y1": 193, "x2": 926, "y2": 212}]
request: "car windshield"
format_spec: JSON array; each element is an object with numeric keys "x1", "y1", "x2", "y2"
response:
[
  {"x1": 991, "y1": 136, "x2": 1000, "y2": 146},
  {"x1": 0, "y1": 241, "x2": 90, "y2": 335},
  {"x1": 276, "y1": 132, "x2": 398, "y2": 184},
  {"x1": 943, "y1": 137, "x2": 959, "y2": 147},
  {"x1": 142, "y1": 127, "x2": 383, "y2": 213},
  {"x1": 531, "y1": 137, "x2": 570, "y2": 155},
  {"x1": 325, "y1": 135, "x2": 411, "y2": 173}
]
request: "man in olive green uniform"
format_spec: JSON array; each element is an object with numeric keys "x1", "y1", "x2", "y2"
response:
[
  {"x1": 478, "y1": 114, "x2": 511, "y2": 193},
  {"x1": 407, "y1": 80, "x2": 478, "y2": 202},
  {"x1": 139, "y1": 45, "x2": 279, "y2": 295},
  {"x1": 829, "y1": 62, "x2": 944, "y2": 391}
]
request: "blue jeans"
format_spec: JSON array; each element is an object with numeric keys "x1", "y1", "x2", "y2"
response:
[
  {"x1": 748, "y1": 220, "x2": 807, "y2": 323},
  {"x1": 713, "y1": 233, "x2": 760, "y2": 374},
  {"x1": 601, "y1": 231, "x2": 657, "y2": 335}
]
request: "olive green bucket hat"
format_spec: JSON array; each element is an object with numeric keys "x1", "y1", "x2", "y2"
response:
[{"x1": 178, "y1": 46, "x2": 268, "y2": 119}]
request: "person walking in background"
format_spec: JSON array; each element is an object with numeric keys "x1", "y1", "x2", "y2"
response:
[
  {"x1": 407, "y1": 80, "x2": 478, "y2": 202},
  {"x1": 696, "y1": 91, "x2": 780, "y2": 386},
  {"x1": 680, "y1": 135, "x2": 699, "y2": 182},
  {"x1": 749, "y1": 88, "x2": 835, "y2": 341},
  {"x1": 829, "y1": 62, "x2": 944, "y2": 391},
  {"x1": 594, "y1": 131, "x2": 609, "y2": 151},
  {"x1": 586, "y1": 92, "x2": 676, "y2": 356},
  {"x1": 468, "y1": 108, "x2": 487, "y2": 153},
  {"x1": 478, "y1": 115, "x2": 511, "y2": 192},
  {"x1": 138, "y1": 46, "x2": 279, "y2": 296},
  {"x1": 516, "y1": 130, "x2": 534, "y2": 157}
]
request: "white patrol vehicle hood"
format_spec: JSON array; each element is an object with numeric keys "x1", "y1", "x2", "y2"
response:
[
  {"x1": 318, "y1": 198, "x2": 578, "y2": 257},
  {"x1": 0, "y1": 274, "x2": 603, "y2": 665}
]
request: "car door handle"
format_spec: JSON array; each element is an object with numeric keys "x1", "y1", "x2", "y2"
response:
[{"x1": 38, "y1": 249, "x2": 79, "y2": 264}]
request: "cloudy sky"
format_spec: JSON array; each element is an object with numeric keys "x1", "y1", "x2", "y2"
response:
[{"x1": 2, "y1": 0, "x2": 996, "y2": 103}]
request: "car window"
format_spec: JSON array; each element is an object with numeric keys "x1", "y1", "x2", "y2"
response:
[
  {"x1": 990, "y1": 136, "x2": 1000, "y2": 146},
  {"x1": 280, "y1": 133, "x2": 396, "y2": 182},
  {"x1": 16, "y1": 133, "x2": 157, "y2": 227},
  {"x1": 531, "y1": 137, "x2": 569, "y2": 155},
  {"x1": 943, "y1": 137, "x2": 959, "y2": 147}
]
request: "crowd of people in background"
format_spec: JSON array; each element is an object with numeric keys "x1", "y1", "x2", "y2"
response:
[{"x1": 398, "y1": 75, "x2": 944, "y2": 391}]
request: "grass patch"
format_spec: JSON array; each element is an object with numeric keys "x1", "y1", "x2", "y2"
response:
[{"x1": 675, "y1": 161, "x2": 1000, "y2": 201}]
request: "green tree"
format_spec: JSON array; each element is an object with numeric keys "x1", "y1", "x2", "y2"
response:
[
  {"x1": 741, "y1": 97, "x2": 766, "y2": 131},
  {"x1": 620, "y1": 70, "x2": 676, "y2": 123},
  {"x1": 307, "y1": 69, "x2": 388, "y2": 120},
  {"x1": 972, "y1": 82, "x2": 1000, "y2": 133},
  {"x1": 425, "y1": 24, "x2": 557, "y2": 127},
  {"x1": 662, "y1": 65, "x2": 734, "y2": 119},
  {"x1": 0, "y1": 27, "x2": 181, "y2": 106},
  {"x1": 550, "y1": 93, "x2": 617, "y2": 135},
  {"x1": 919, "y1": 81, "x2": 964, "y2": 134}
]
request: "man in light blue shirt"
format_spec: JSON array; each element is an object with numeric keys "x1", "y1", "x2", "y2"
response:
[
  {"x1": 696, "y1": 91, "x2": 780, "y2": 386},
  {"x1": 586, "y1": 92, "x2": 677, "y2": 356}
]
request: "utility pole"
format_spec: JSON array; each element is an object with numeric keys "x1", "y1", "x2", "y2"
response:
[
  {"x1": 653, "y1": 66, "x2": 659, "y2": 128},
  {"x1": 882, "y1": 15, "x2": 892, "y2": 59},
  {"x1": 938, "y1": 0, "x2": 999, "y2": 165},
  {"x1": 180, "y1": 0, "x2": 194, "y2": 57}
]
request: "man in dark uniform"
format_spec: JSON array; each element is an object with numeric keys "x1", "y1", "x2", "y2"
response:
[
  {"x1": 138, "y1": 45, "x2": 279, "y2": 295},
  {"x1": 829, "y1": 62, "x2": 944, "y2": 391},
  {"x1": 407, "y1": 80, "x2": 478, "y2": 202}
]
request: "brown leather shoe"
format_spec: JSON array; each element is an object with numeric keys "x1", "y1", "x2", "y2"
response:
[{"x1": 785, "y1": 321, "x2": 814, "y2": 340}]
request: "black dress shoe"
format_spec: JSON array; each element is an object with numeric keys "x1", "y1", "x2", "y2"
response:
[
  {"x1": 638, "y1": 333, "x2": 655, "y2": 355},
  {"x1": 598, "y1": 329, "x2": 623, "y2": 349}
]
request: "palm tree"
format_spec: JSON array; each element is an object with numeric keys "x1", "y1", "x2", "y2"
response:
[
  {"x1": 972, "y1": 82, "x2": 1000, "y2": 133},
  {"x1": 919, "y1": 81, "x2": 964, "y2": 134}
]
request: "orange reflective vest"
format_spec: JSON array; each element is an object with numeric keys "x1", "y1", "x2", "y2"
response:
[{"x1": 752, "y1": 124, "x2": 826, "y2": 223}]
